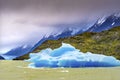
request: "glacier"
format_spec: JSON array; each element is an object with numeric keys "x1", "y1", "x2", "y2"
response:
[{"x1": 26, "y1": 43, "x2": 120, "y2": 68}]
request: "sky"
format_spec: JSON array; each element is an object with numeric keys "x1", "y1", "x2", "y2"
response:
[{"x1": 0, "y1": 0, "x2": 120, "y2": 53}]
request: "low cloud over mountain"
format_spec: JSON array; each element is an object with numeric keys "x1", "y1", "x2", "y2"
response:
[{"x1": 0, "y1": 0, "x2": 120, "y2": 53}]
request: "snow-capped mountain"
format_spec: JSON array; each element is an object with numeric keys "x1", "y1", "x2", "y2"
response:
[
  {"x1": 88, "y1": 13, "x2": 120, "y2": 32},
  {"x1": 0, "y1": 13, "x2": 120, "y2": 60}
]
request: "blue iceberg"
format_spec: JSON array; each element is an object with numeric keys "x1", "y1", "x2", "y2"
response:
[{"x1": 26, "y1": 43, "x2": 120, "y2": 68}]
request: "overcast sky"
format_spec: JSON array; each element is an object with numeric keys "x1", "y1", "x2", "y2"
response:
[{"x1": 0, "y1": 0, "x2": 120, "y2": 53}]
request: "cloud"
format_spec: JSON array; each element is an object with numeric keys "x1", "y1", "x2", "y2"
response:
[{"x1": 0, "y1": 0, "x2": 120, "y2": 53}]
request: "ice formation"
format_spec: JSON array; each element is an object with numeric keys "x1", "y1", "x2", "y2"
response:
[{"x1": 26, "y1": 43, "x2": 120, "y2": 68}]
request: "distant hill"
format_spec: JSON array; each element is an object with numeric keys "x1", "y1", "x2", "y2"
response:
[{"x1": 15, "y1": 26, "x2": 120, "y2": 60}]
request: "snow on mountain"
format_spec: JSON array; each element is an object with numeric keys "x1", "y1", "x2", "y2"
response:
[{"x1": 88, "y1": 13, "x2": 120, "y2": 32}]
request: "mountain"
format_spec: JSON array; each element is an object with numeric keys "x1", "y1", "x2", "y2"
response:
[
  {"x1": 1, "y1": 13, "x2": 120, "y2": 60},
  {"x1": 29, "y1": 14, "x2": 120, "y2": 55},
  {"x1": 88, "y1": 13, "x2": 120, "y2": 32},
  {"x1": 15, "y1": 26, "x2": 120, "y2": 60},
  {"x1": 0, "y1": 46, "x2": 32, "y2": 60}
]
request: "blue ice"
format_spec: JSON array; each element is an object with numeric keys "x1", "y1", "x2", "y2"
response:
[{"x1": 26, "y1": 43, "x2": 120, "y2": 68}]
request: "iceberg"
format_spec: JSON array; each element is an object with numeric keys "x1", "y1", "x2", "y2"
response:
[{"x1": 26, "y1": 43, "x2": 120, "y2": 68}]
